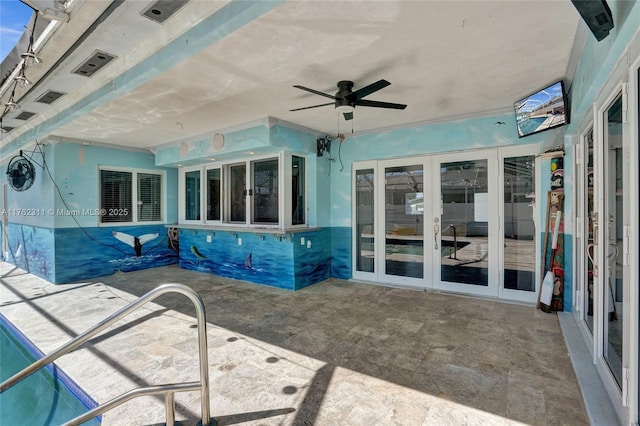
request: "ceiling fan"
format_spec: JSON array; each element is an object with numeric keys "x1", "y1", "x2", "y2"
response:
[{"x1": 290, "y1": 79, "x2": 407, "y2": 120}]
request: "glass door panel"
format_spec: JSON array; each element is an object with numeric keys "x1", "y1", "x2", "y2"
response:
[
  {"x1": 229, "y1": 164, "x2": 246, "y2": 223},
  {"x1": 355, "y1": 168, "x2": 375, "y2": 274},
  {"x1": 584, "y1": 129, "x2": 595, "y2": 332},
  {"x1": 384, "y1": 164, "x2": 424, "y2": 279},
  {"x1": 503, "y1": 156, "x2": 536, "y2": 292},
  {"x1": 439, "y1": 159, "x2": 489, "y2": 287},
  {"x1": 603, "y1": 93, "x2": 624, "y2": 387}
]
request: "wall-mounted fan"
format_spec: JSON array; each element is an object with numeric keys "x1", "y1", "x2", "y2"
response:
[
  {"x1": 6, "y1": 153, "x2": 36, "y2": 192},
  {"x1": 290, "y1": 79, "x2": 407, "y2": 120}
]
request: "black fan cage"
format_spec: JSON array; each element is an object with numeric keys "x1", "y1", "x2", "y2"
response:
[{"x1": 6, "y1": 155, "x2": 36, "y2": 192}]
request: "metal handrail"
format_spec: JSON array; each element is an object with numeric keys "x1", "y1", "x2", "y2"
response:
[{"x1": 0, "y1": 283, "x2": 212, "y2": 426}]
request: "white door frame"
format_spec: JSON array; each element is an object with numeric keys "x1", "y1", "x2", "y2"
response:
[
  {"x1": 377, "y1": 156, "x2": 429, "y2": 289},
  {"x1": 430, "y1": 150, "x2": 499, "y2": 297},
  {"x1": 352, "y1": 146, "x2": 541, "y2": 300},
  {"x1": 497, "y1": 144, "x2": 541, "y2": 304},
  {"x1": 591, "y1": 52, "x2": 637, "y2": 423}
]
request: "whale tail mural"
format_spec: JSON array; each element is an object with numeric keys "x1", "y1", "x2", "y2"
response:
[{"x1": 112, "y1": 232, "x2": 159, "y2": 257}]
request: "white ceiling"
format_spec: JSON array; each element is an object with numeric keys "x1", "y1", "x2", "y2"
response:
[{"x1": 1, "y1": 0, "x2": 582, "y2": 152}]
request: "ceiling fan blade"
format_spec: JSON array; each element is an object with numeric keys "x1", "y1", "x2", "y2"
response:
[
  {"x1": 343, "y1": 112, "x2": 353, "y2": 121},
  {"x1": 350, "y1": 79, "x2": 391, "y2": 100},
  {"x1": 293, "y1": 85, "x2": 337, "y2": 100},
  {"x1": 356, "y1": 99, "x2": 407, "y2": 110},
  {"x1": 290, "y1": 102, "x2": 335, "y2": 112}
]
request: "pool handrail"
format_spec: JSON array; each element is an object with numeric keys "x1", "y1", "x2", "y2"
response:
[{"x1": 0, "y1": 282, "x2": 212, "y2": 426}]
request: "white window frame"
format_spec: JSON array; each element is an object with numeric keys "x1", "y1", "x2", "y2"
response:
[
  {"x1": 98, "y1": 166, "x2": 166, "y2": 226},
  {"x1": 179, "y1": 151, "x2": 307, "y2": 230},
  {"x1": 179, "y1": 164, "x2": 205, "y2": 225}
]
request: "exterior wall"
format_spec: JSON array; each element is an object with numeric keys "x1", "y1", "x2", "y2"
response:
[
  {"x1": 328, "y1": 111, "x2": 560, "y2": 285},
  {"x1": 292, "y1": 228, "x2": 331, "y2": 289},
  {"x1": 562, "y1": 0, "x2": 640, "y2": 314},
  {"x1": 179, "y1": 228, "x2": 296, "y2": 289},
  {"x1": 158, "y1": 122, "x2": 333, "y2": 289},
  {"x1": 1, "y1": 141, "x2": 179, "y2": 283},
  {"x1": 178, "y1": 227, "x2": 330, "y2": 290}
]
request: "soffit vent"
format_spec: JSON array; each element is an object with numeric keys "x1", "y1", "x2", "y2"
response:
[
  {"x1": 1, "y1": 126, "x2": 15, "y2": 133},
  {"x1": 141, "y1": 0, "x2": 189, "y2": 24},
  {"x1": 72, "y1": 50, "x2": 116, "y2": 77},
  {"x1": 15, "y1": 111, "x2": 36, "y2": 120},
  {"x1": 36, "y1": 90, "x2": 66, "y2": 105}
]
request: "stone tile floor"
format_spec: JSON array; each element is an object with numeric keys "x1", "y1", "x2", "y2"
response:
[{"x1": 0, "y1": 262, "x2": 589, "y2": 425}]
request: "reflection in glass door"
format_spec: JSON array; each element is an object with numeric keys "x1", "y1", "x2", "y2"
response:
[
  {"x1": 603, "y1": 93, "x2": 625, "y2": 387},
  {"x1": 383, "y1": 164, "x2": 424, "y2": 279},
  {"x1": 502, "y1": 155, "x2": 536, "y2": 293},
  {"x1": 584, "y1": 129, "x2": 595, "y2": 332},
  {"x1": 355, "y1": 168, "x2": 375, "y2": 275},
  {"x1": 438, "y1": 159, "x2": 489, "y2": 287}
]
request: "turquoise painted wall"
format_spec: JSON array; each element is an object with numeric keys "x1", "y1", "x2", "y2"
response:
[
  {"x1": 567, "y1": 1, "x2": 640, "y2": 132},
  {"x1": 561, "y1": 0, "x2": 640, "y2": 312},
  {"x1": 52, "y1": 142, "x2": 178, "y2": 227},
  {"x1": 1, "y1": 141, "x2": 179, "y2": 283},
  {"x1": 0, "y1": 143, "x2": 55, "y2": 228}
]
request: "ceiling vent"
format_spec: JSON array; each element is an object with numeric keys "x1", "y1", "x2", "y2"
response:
[
  {"x1": 15, "y1": 111, "x2": 36, "y2": 120},
  {"x1": 72, "y1": 50, "x2": 116, "y2": 77},
  {"x1": 142, "y1": 0, "x2": 189, "y2": 23},
  {"x1": 1, "y1": 126, "x2": 15, "y2": 133},
  {"x1": 36, "y1": 90, "x2": 66, "y2": 105}
]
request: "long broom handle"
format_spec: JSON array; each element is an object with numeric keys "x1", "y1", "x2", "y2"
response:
[{"x1": 536, "y1": 191, "x2": 552, "y2": 309}]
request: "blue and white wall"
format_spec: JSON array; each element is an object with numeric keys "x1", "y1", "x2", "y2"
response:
[
  {"x1": 155, "y1": 119, "x2": 332, "y2": 290},
  {"x1": 1, "y1": 140, "x2": 178, "y2": 283},
  {"x1": 327, "y1": 112, "x2": 562, "y2": 279}
]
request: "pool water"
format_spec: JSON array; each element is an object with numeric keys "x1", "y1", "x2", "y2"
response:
[{"x1": 0, "y1": 316, "x2": 100, "y2": 425}]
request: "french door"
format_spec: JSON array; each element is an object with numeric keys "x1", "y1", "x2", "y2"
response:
[
  {"x1": 353, "y1": 147, "x2": 538, "y2": 302},
  {"x1": 574, "y1": 61, "x2": 639, "y2": 423},
  {"x1": 431, "y1": 152, "x2": 499, "y2": 296}
]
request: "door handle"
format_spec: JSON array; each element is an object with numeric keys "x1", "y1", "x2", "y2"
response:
[{"x1": 433, "y1": 217, "x2": 440, "y2": 250}]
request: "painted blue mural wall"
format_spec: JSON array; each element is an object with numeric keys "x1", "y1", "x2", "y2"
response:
[
  {"x1": 292, "y1": 228, "x2": 331, "y2": 289},
  {"x1": 179, "y1": 228, "x2": 296, "y2": 289},
  {"x1": 178, "y1": 227, "x2": 331, "y2": 290},
  {"x1": 54, "y1": 225, "x2": 177, "y2": 283},
  {"x1": 3, "y1": 223, "x2": 55, "y2": 282},
  {"x1": 330, "y1": 227, "x2": 351, "y2": 279},
  {"x1": 1, "y1": 141, "x2": 179, "y2": 283}
]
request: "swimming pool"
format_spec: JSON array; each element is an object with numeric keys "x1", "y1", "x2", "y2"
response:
[{"x1": 0, "y1": 314, "x2": 101, "y2": 425}]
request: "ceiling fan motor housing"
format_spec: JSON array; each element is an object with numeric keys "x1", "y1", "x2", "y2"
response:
[{"x1": 335, "y1": 81, "x2": 355, "y2": 110}]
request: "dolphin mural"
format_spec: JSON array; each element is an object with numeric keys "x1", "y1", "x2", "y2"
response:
[{"x1": 112, "y1": 232, "x2": 159, "y2": 257}]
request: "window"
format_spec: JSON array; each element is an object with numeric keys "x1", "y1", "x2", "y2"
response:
[
  {"x1": 100, "y1": 168, "x2": 164, "y2": 224},
  {"x1": 180, "y1": 153, "x2": 305, "y2": 229},
  {"x1": 185, "y1": 170, "x2": 200, "y2": 221},
  {"x1": 292, "y1": 155, "x2": 305, "y2": 225},
  {"x1": 206, "y1": 168, "x2": 221, "y2": 221},
  {"x1": 252, "y1": 159, "x2": 278, "y2": 224},
  {"x1": 229, "y1": 164, "x2": 246, "y2": 222}
]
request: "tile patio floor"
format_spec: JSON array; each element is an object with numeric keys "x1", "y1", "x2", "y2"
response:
[{"x1": 0, "y1": 261, "x2": 589, "y2": 425}]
